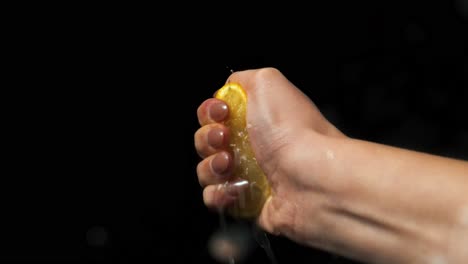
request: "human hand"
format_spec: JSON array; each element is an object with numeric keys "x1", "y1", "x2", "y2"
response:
[
  {"x1": 196, "y1": 68, "x2": 468, "y2": 264},
  {"x1": 195, "y1": 67, "x2": 345, "y2": 238}
]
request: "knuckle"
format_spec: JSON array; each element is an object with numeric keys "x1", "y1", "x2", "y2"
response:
[{"x1": 254, "y1": 67, "x2": 282, "y2": 81}]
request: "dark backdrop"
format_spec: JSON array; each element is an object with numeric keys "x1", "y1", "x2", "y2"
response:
[{"x1": 3, "y1": 1, "x2": 467, "y2": 263}]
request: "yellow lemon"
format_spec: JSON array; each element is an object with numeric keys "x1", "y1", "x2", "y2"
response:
[{"x1": 215, "y1": 83, "x2": 271, "y2": 219}]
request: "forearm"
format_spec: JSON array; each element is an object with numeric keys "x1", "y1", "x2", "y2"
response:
[{"x1": 292, "y1": 134, "x2": 468, "y2": 263}]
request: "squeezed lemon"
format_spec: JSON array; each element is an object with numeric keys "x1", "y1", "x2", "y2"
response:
[{"x1": 214, "y1": 83, "x2": 271, "y2": 219}]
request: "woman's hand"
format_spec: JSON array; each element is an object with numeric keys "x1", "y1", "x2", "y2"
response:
[
  {"x1": 194, "y1": 67, "x2": 345, "y2": 236},
  {"x1": 194, "y1": 67, "x2": 468, "y2": 263}
]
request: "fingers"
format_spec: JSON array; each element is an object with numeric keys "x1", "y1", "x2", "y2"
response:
[
  {"x1": 197, "y1": 98, "x2": 229, "y2": 126},
  {"x1": 196, "y1": 96, "x2": 241, "y2": 210},
  {"x1": 197, "y1": 151, "x2": 233, "y2": 187},
  {"x1": 196, "y1": 150, "x2": 250, "y2": 210},
  {"x1": 194, "y1": 124, "x2": 230, "y2": 158},
  {"x1": 203, "y1": 180, "x2": 249, "y2": 210}
]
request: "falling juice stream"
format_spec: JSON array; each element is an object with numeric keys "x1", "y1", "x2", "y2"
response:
[
  {"x1": 216, "y1": 207, "x2": 278, "y2": 264},
  {"x1": 218, "y1": 208, "x2": 236, "y2": 264},
  {"x1": 252, "y1": 223, "x2": 278, "y2": 264}
]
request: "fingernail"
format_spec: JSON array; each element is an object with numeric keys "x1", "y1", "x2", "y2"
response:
[
  {"x1": 209, "y1": 102, "x2": 228, "y2": 121},
  {"x1": 211, "y1": 152, "x2": 230, "y2": 176},
  {"x1": 207, "y1": 128, "x2": 224, "y2": 149},
  {"x1": 225, "y1": 180, "x2": 249, "y2": 196}
]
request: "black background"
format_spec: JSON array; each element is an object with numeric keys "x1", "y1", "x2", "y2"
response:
[{"x1": 3, "y1": 1, "x2": 467, "y2": 263}]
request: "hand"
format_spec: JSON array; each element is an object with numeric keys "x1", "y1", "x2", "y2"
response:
[
  {"x1": 194, "y1": 67, "x2": 345, "y2": 237},
  {"x1": 195, "y1": 68, "x2": 468, "y2": 263}
]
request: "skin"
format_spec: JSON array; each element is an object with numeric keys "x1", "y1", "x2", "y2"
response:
[{"x1": 194, "y1": 67, "x2": 468, "y2": 264}]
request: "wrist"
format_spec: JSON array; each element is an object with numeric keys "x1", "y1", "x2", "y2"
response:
[
  {"x1": 274, "y1": 130, "x2": 350, "y2": 238},
  {"x1": 304, "y1": 137, "x2": 468, "y2": 263},
  {"x1": 287, "y1": 130, "x2": 352, "y2": 194},
  {"x1": 280, "y1": 134, "x2": 404, "y2": 262}
]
